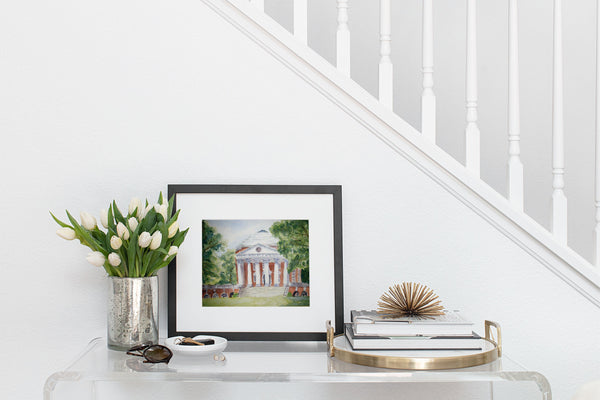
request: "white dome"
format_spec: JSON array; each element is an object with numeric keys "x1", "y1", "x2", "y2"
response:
[{"x1": 237, "y1": 229, "x2": 278, "y2": 250}]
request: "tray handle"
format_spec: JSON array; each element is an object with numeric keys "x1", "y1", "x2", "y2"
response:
[
  {"x1": 326, "y1": 320, "x2": 335, "y2": 357},
  {"x1": 485, "y1": 320, "x2": 502, "y2": 357}
]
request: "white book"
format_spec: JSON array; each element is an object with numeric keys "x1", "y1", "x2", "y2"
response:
[
  {"x1": 345, "y1": 324, "x2": 482, "y2": 350},
  {"x1": 351, "y1": 310, "x2": 474, "y2": 337}
]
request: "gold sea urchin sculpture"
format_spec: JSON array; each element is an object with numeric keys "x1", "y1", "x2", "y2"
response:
[{"x1": 377, "y1": 282, "x2": 445, "y2": 318}]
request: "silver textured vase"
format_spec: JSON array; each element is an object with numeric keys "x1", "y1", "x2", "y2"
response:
[{"x1": 107, "y1": 276, "x2": 158, "y2": 351}]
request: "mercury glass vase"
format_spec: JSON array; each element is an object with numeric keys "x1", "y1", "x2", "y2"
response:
[{"x1": 107, "y1": 276, "x2": 158, "y2": 351}]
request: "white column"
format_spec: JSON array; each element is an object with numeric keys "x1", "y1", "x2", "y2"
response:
[
  {"x1": 254, "y1": 263, "x2": 261, "y2": 286},
  {"x1": 465, "y1": 0, "x2": 480, "y2": 176},
  {"x1": 294, "y1": 0, "x2": 308, "y2": 45},
  {"x1": 246, "y1": 262, "x2": 252, "y2": 287},
  {"x1": 379, "y1": 0, "x2": 393, "y2": 108},
  {"x1": 236, "y1": 262, "x2": 242, "y2": 285},
  {"x1": 508, "y1": 0, "x2": 524, "y2": 211},
  {"x1": 284, "y1": 261, "x2": 289, "y2": 285},
  {"x1": 421, "y1": 0, "x2": 436, "y2": 142},
  {"x1": 275, "y1": 262, "x2": 280, "y2": 286},
  {"x1": 250, "y1": 0, "x2": 264, "y2": 12},
  {"x1": 594, "y1": 1, "x2": 600, "y2": 267},
  {"x1": 265, "y1": 262, "x2": 271, "y2": 286},
  {"x1": 337, "y1": 0, "x2": 351, "y2": 76},
  {"x1": 552, "y1": 0, "x2": 568, "y2": 244}
]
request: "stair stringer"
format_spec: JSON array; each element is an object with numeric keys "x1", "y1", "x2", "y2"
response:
[{"x1": 202, "y1": 0, "x2": 600, "y2": 307}]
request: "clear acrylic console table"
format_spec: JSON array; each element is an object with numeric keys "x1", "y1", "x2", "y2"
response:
[{"x1": 44, "y1": 337, "x2": 551, "y2": 400}]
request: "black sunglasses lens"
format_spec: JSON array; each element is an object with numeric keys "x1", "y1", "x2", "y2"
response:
[{"x1": 144, "y1": 346, "x2": 173, "y2": 363}]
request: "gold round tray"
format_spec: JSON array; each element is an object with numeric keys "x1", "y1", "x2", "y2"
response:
[{"x1": 326, "y1": 320, "x2": 502, "y2": 370}]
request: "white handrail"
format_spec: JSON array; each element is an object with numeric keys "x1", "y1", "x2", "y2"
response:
[
  {"x1": 337, "y1": 0, "x2": 351, "y2": 77},
  {"x1": 379, "y1": 0, "x2": 393, "y2": 109},
  {"x1": 465, "y1": 0, "x2": 480, "y2": 176},
  {"x1": 508, "y1": 0, "x2": 524, "y2": 211},
  {"x1": 552, "y1": 0, "x2": 568, "y2": 245},
  {"x1": 421, "y1": 0, "x2": 436, "y2": 142}
]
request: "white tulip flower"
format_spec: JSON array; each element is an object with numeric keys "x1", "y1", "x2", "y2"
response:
[
  {"x1": 129, "y1": 197, "x2": 142, "y2": 217},
  {"x1": 128, "y1": 217, "x2": 138, "y2": 231},
  {"x1": 168, "y1": 221, "x2": 179, "y2": 238},
  {"x1": 164, "y1": 246, "x2": 178, "y2": 260},
  {"x1": 108, "y1": 252, "x2": 121, "y2": 267},
  {"x1": 110, "y1": 236, "x2": 122, "y2": 250},
  {"x1": 158, "y1": 204, "x2": 168, "y2": 221},
  {"x1": 56, "y1": 227, "x2": 76, "y2": 240},
  {"x1": 138, "y1": 231, "x2": 152, "y2": 248},
  {"x1": 149, "y1": 231, "x2": 162, "y2": 250},
  {"x1": 100, "y1": 209, "x2": 109, "y2": 229},
  {"x1": 116, "y1": 222, "x2": 130, "y2": 240},
  {"x1": 86, "y1": 251, "x2": 105, "y2": 267},
  {"x1": 80, "y1": 212, "x2": 97, "y2": 230},
  {"x1": 140, "y1": 204, "x2": 153, "y2": 219}
]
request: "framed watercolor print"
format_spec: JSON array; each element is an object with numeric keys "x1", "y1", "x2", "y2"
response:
[{"x1": 167, "y1": 184, "x2": 344, "y2": 341}]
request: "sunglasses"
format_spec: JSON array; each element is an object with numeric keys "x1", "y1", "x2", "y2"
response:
[
  {"x1": 174, "y1": 337, "x2": 215, "y2": 346},
  {"x1": 126, "y1": 342, "x2": 173, "y2": 364}
]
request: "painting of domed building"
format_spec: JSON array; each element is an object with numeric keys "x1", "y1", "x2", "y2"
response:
[{"x1": 201, "y1": 219, "x2": 309, "y2": 307}]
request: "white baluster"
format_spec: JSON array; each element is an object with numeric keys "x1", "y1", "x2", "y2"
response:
[
  {"x1": 508, "y1": 0, "x2": 524, "y2": 210},
  {"x1": 294, "y1": 0, "x2": 308, "y2": 45},
  {"x1": 337, "y1": 0, "x2": 351, "y2": 77},
  {"x1": 465, "y1": 0, "x2": 480, "y2": 176},
  {"x1": 421, "y1": 0, "x2": 436, "y2": 142},
  {"x1": 552, "y1": 0, "x2": 567, "y2": 244},
  {"x1": 595, "y1": 0, "x2": 600, "y2": 265},
  {"x1": 250, "y1": 0, "x2": 264, "y2": 12},
  {"x1": 379, "y1": 0, "x2": 393, "y2": 108}
]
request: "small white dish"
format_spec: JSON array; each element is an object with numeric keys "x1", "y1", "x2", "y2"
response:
[{"x1": 165, "y1": 335, "x2": 227, "y2": 356}]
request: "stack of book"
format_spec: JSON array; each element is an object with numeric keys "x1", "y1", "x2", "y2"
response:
[{"x1": 346, "y1": 310, "x2": 481, "y2": 350}]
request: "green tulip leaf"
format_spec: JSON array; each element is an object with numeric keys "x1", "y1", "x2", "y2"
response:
[
  {"x1": 107, "y1": 205, "x2": 116, "y2": 231},
  {"x1": 50, "y1": 212, "x2": 71, "y2": 228},
  {"x1": 112, "y1": 201, "x2": 126, "y2": 224}
]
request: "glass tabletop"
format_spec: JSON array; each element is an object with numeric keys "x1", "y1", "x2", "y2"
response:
[{"x1": 44, "y1": 337, "x2": 551, "y2": 399}]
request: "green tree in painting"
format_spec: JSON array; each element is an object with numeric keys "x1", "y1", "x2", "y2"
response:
[
  {"x1": 270, "y1": 220, "x2": 309, "y2": 283},
  {"x1": 218, "y1": 249, "x2": 237, "y2": 284},
  {"x1": 202, "y1": 221, "x2": 225, "y2": 285},
  {"x1": 203, "y1": 221, "x2": 238, "y2": 285}
]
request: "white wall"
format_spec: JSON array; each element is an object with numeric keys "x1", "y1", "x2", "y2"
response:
[
  {"x1": 1, "y1": 0, "x2": 599, "y2": 399},
  {"x1": 266, "y1": 0, "x2": 599, "y2": 264}
]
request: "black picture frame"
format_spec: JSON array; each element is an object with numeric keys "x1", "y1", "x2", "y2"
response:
[{"x1": 167, "y1": 184, "x2": 344, "y2": 341}]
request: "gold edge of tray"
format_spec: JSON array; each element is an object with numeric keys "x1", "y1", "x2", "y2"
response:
[{"x1": 325, "y1": 319, "x2": 502, "y2": 370}]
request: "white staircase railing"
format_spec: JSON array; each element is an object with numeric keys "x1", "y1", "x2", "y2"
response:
[
  {"x1": 596, "y1": 0, "x2": 600, "y2": 266},
  {"x1": 378, "y1": 0, "x2": 393, "y2": 109},
  {"x1": 421, "y1": 0, "x2": 436, "y2": 143},
  {"x1": 508, "y1": 0, "x2": 524, "y2": 211},
  {"x1": 552, "y1": 0, "x2": 568, "y2": 246},
  {"x1": 465, "y1": 0, "x2": 480, "y2": 177},
  {"x1": 336, "y1": 0, "x2": 351, "y2": 77},
  {"x1": 240, "y1": 0, "x2": 600, "y2": 270}
]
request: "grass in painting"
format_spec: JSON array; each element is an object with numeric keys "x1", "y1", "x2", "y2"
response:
[{"x1": 203, "y1": 296, "x2": 310, "y2": 307}]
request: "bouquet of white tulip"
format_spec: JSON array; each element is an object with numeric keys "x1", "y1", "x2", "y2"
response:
[{"x1": 51, "y1": 193, "x2": 188, "y2": 277}]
